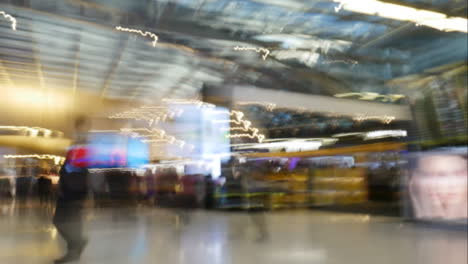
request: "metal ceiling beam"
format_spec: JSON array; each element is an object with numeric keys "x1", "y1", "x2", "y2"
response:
[{"x1": 99, "y1": 37, "x2": 130, "y2": 99}]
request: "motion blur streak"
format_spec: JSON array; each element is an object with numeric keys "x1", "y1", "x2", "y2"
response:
[
  {"x1": 115, "y1": 26, "x2": 159, "y2": 47},
  {"x1": 0, "y1": 11, "x2": 16, "y2": 30},
  {"x1": 3, "y1": 154, "x2": 65, "y2": 164},
  {"x1": 0, "y1": 1, "x2": 466, "y2": 264},
  {"x1": 233, "y1": 46, "x2": 271, "y2": 60}
]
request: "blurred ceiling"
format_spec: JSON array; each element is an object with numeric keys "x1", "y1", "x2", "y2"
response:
[{"x1": 0, "y1": 0, "x2": 466, "y2": 106}]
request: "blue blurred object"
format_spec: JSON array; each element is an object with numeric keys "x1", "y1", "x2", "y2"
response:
[
  {"x1": 127, "y1": 136, "x2": 150, "y2": 168},
  {"x1": 81, "y1": 133, "x2": 149, "y2": 169}
]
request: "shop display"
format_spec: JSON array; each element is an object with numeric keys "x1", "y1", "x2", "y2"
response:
[{"x1": 310, "y1": 167, "x2": 367, "y2": 206}]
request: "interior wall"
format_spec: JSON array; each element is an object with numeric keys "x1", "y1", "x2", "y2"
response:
[{"x1": 231, "y1": 85, "x2": 412, "y2": 120}]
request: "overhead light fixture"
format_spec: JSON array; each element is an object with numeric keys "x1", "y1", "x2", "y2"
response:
[
  {"x1": 253, "y1": 34, "x2": 352, "y2": 52},
  {"x1": 364, "y1": 130, "x2": 407, "y2": 140},
  {"x1": 272, "y1": 50, "x2": 321, "y2": 67},
  {"x1": 234, "y1": 140, "x2": 323, "y2": 152},
  {"x1": 333, "y1": 130, "x2": 407, "y2": 140},
  {"x1": 233, "y1": 138, "x2": 338, "y2": 152},
  {"x1": 332, "y1": 132, "x2": 364, "y2": 138},
  {"x1": 334, "y1": 92, "x2": 405, "y2": 103},
  {"x1": 334, "y1": 0, "x2": 468, "y2": 33}
]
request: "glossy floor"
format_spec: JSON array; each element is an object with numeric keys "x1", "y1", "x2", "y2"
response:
[{"x1": 0, "y1": 205, "x2": 466, "y2": 264}]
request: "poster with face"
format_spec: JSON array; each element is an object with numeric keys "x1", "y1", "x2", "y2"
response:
[{"x1": 407, "y1": 148, "x2": 467, "y2": 222}]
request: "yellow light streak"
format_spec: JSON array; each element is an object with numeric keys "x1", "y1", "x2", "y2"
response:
[
  {"x1": 115, "y1": 26, "x2": 159, "y2": 47},
  {"x1": 211, "y1": 110, "x2": 265, "y2": 143},
  {"x1": 0, "y1": 11, "x2": 17, "y2": 31},
  {"x1": 3, "y1": 154, "x2": 65, "y2": 165},
  {"x1": 353, "y1": 115, "x2": 395, "y2": 124},
  {"x1": 227, "y1": 133, "x2": 265, "y2": 142},
  {"x1": 229, "y1": 127, "x2": 251, "y2": 132},
  {"x1": 120, "y1": 128, "x2": 187, "y2": 148},
  {"x1": 121, "y1": 127, "x2": 166, "y2": 137},
  {"x1": 0, "y1": 126, "x2": 62, "y2": 137},
  {"x1": 233, "y1": 46, "x2": 271, "y2": 60},
  {"x1": 228, "y1": 126, "x2": 262, "y2": 136},
  {"x1": 109, "y1": 106, "x2": 182, "y2": 126}
]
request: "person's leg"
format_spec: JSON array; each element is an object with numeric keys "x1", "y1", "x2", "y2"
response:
[
  {"x1": 54, "y1": 219, "x2": 71, "y2": 248},
  {"x1": 53, "y1": 207, "x2": 87, "y2": 263},
  {"x1": 66, "y1": 217, "x2": 87, "y2": 255},
  {"x1": 54, "y1": 221, "x2": 87, "y2": 263},
  {"x1": 53, "y1": 209, "x2": 74, "y2": 257},
  {"x1": 249, "y1": 211, "x2": 269, "y2": 242}
]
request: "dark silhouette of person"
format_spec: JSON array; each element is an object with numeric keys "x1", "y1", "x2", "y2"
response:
[
  {"x1": 144, "y1": 168, "x2": 155, "y2": 204},
  {"x1": 106, "y1": 169, "x2": 133, "y2": 207},
  {"x1": 204, "y1": 175, "x2": 215, "y2": 209},
  {"x1": 15, "y1": 171, "x2": 34, "y2": 209},
  {"x1": 53, "y1": 117, "x2": 90, "y2": 263},
  {"x1": 37, "y1": 175, "x2": 52, "y2": 206}
]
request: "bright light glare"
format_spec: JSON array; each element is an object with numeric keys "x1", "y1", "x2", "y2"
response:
[
  {"x1": 364, "y1": 130, "x2": 407, "y2": 140},
  {"x1": 334, "y1": 0, "x2": 468, "y2": 33},
  {"x1": 4, "y1": 154, "x2": 65, "y2": 165},
  {"x1": 4, "y1": 87, "x2": 70, "y2": 110},
  {"x1": 0, "y1": 11, "x2": 16, "y2": 31},
  {"x1": 115, "y1": 26, "x2": 159, "y2": 47},
  {"x1": 0, "y1": 126, "x2": 63, "y2": 137},
  {"x1": 333, "y1": 130, "x2": 407, "y2": 140},
  {"x1": 235, "y1": 140, "x2": 323, "y2": 152},
  {"x1": 233, "y1": 46, "x2": 271, "y2": 60}
]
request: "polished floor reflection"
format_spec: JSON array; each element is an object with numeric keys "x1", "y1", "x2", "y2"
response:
[{"x1": 0, "y1": 205, "x2": 466, "y2": 264}]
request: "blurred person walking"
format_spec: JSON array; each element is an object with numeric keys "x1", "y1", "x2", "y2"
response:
[
  {"x1": 204, "y1": 175, "x2": 215, "y2": 209},
  {"x1": 144, "y1": 168, "x2": 155, "y2": 205},
  {"x1": 53, "y1": 117, "x2": 90, "y2": 263},
  {"x1": 233, "y1": 162, "x2": 269, "y2": 243},
  {"x1": 0, "y1": 168, "x2": 15, "y2": 215}
]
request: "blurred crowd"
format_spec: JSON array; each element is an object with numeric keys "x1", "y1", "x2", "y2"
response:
[{"x1": 0, "y1": 163, "x2": 219, "y2": 213}]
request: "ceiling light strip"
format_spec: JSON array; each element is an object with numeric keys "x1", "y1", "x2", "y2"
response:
[{"x1": 334, "y1": 0, "x2": 468, "y2": 33}]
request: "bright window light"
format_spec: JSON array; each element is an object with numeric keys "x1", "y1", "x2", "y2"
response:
[{"x1": 334, "y1": 0, "x2": 468, "y2": 33}]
